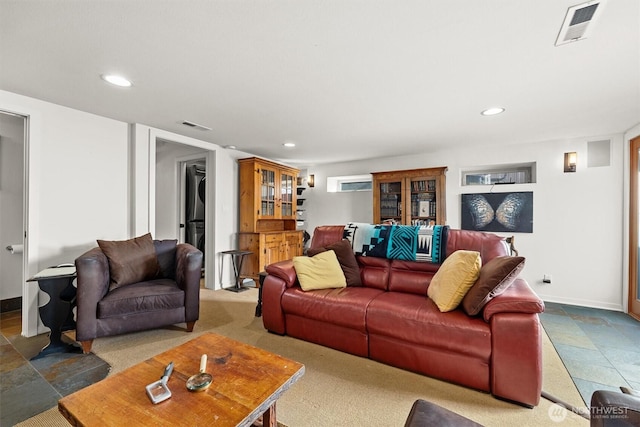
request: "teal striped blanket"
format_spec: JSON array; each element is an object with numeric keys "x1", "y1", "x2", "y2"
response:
[{"x1": 343, "y1": 223, "x2": 449, "y2": 263}]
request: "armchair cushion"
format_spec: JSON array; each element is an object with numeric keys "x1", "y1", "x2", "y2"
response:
[
  {"x1": 97, "y1": 233, "x2": 160, "y2": 291},
  {"x1": 97, "y1": 279, "x2": 185, "y2": 318}
]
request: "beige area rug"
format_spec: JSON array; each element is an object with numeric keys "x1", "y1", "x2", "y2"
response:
[{"x1": 19, "y1": 288, "x2": 588, "y2": 426}]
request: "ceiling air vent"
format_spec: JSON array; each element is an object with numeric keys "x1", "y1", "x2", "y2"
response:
[
  {"x1": 181, "y1": 120, "x2": 212, "y2": 131},
  {"x1": 555, "y1": 0, "x2": 606, "y2": 46}
]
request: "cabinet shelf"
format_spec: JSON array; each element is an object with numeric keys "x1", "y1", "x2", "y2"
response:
[
  {"x1": 238, "y1": 157, "x2": 303, "y2": 280},
  {"x1": 372, "y1": 167, "x2": 447, "y2": 225}
]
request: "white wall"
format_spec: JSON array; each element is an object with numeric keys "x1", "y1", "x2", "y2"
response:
[
  {"x1": 0, "y1": 113, "x2": 25, "y2": 300},
  {"x1": 305, "y1": 133, "x2": 626, "y2": 311},
  {"x1": 0, "y1": 89, "x2": 129, "y2": 335}
]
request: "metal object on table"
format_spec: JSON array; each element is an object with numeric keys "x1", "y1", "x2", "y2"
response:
[
  {"x1": 27, "y1": 265, "x2": 82, "y2": 359},
  {"x1": 221, "y1": 250, "x2": 253, "y2": 293}
]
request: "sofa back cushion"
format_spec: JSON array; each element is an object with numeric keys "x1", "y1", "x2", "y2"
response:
[
  {"x1": 388, "y1": 260, "x2": 439, "y2": 295},
  {"x1": 446, "y1": 229, "x2": 510, "y2": 264},
  {"x1": 357, "y1": 256, "x2": 391, "y2": 291},
  {"x1": 310, "y1": 225, "x2": 345, "y2": 249}
]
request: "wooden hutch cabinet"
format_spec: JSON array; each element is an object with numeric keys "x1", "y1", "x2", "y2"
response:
[
  {"x1": 372, "y1": 167, "x2": 447, "y2": 225},
  {"x1": 238, "y1": 157, "x2": 303, "y2": 280}
]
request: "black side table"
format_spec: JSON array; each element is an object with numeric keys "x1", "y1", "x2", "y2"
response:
[
  {"x1": 255, "y1": 271, "x2": 268, "y2": 317},
  {"x1": 27, "y1": 266, "x2": 82, "y2": 360},
  {"x1": 221, "y1": 250, "x2": 253, "y2": 293}
]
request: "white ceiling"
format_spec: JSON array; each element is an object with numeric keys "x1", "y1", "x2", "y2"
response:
[{"x1": 1, "y1": 1, "x2": 639, "y2": 167}]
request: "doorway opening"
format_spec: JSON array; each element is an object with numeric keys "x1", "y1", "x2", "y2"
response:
[
  {"x1": 153, "y1": 137, "x2": 212, "y2": 288},
  {"x1": 184, "y1": 160, "x2": 206, "y2": 257},
  {"x1": 0, "y1": 111, "x2": 26, "y2": 314}
]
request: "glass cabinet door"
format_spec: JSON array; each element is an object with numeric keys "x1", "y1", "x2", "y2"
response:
[
  {"x1": 280, "y1": 172, "x2": 295, "y2": 218},
  {"x1": 379, "y1": 180, "x2": 403, "y2": 223},
  {"x1": 409, "y1": 177, "x2": 437, "y2": 226},
  {"x1": 260, "y1": 168, "x2": 276, "y2": 217}
]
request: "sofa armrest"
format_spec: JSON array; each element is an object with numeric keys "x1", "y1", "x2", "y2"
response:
[
  {"x1": 490, "y1": 312, "x2": 543, "y2": 407},
  {"x1": 175, "y1": 243, "x2": 203, "y2": 323},
  {"x1": 265, "y1": 260, "x2": 298, "y2": 288},
  {"x1": 75, "y1": 247, "x2": 110, "y2": 341},
  {"x1": 262, "y1": 273, "x2": 289, "y2": 334},
  {"x1": 482, "y1": 278, "x2": 544, "y2": 322}
]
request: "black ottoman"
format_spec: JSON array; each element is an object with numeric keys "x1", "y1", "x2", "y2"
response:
[{"x1": 404, "y1": 399, "x2": 483, "y2": 427}]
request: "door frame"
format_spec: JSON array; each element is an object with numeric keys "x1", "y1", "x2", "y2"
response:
[
  {"x1": 628, "y1": 135, "x2": 640, "y2": 320},
  {"x1": 133, "y1": 125, "x2": 217, "y2": 290},
  {"x1": 0, "y1": 106, "x2": 40, "y2": 337}
]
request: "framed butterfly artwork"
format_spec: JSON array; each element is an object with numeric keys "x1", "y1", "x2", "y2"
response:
[{"x1": 461, "y1": 191, "x2": 533, "y2": 233}]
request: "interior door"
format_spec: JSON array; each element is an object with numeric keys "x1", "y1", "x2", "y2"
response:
[{"x1": 629, "y1": 136, "x2": 640, "y2": 320}]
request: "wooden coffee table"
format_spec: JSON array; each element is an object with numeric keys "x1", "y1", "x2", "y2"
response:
[{"x1": 58, "y1": 332, "x2": 305, "y2": 426}]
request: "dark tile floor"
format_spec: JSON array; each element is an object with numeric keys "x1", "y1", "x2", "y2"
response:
[
  {"x1": 540, "y1": 302, "x2": 640, "y2": 405},
  {"x1": 0, "y1": 311, "x2": 110, "y2": 426}
]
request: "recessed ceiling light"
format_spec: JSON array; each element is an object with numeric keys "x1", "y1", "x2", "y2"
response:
[
  {"x1": 481, "y1": 107, "x2": 505, "y2": 116},
  {"x1": 101, "y1": 74, "x2": 132, "y2": 87},
  {"x1": 223, "y1": 145, "x2": 237, "y2": 150},
  {"x1": 283, "y1": 142, "x2": 296, "y2": 148}
]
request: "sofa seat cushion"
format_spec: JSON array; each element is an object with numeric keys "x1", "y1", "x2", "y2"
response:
[
  {"x1": 98, "y1": 279, "x2": 185, "y2": 318},
  {"x1": 281, "y1": 287, "x2": 384, "y2": 333},
  {"x1": 367, "y1": 292, "x2": 491, "y2": 361}
]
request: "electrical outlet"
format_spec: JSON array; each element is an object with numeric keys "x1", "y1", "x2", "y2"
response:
[{"x1": 543, "y1": 274, "x2": 552, "y2": 284}]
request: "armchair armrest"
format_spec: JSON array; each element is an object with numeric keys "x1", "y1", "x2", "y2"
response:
[
  {"x1": 483, "y1": 278, "x2": 544, "y2": 322},
  {"x1": 591, "y1": 390, "x2": 640, "y2": 426},
  {"x1": 75, "y1": 247, "x2": 110, "y2": 341},
  {"x1": 175, "y1": 243, "x2": 203, "y2": 323}
]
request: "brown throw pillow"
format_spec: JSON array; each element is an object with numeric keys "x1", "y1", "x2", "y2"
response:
[
  {"x1": 97, "y1": 233, "x2": 161, "y2": 291},
  {"x1": 307, "y1": 239, "x2": 362, "y2": 287},
  {"x1": 462, "y1": 256, "x2": 525, "y2": 316}
]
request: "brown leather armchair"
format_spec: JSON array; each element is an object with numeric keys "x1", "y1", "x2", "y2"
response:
[
  {"x1": 590, "y1": 388, "x2": 640, "y2": 426},
  {"x1": 74, "y1": 239, "x2": 203, "y2": 353}
]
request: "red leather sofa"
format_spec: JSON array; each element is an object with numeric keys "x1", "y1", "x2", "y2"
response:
[{"x1": 262, "y1": 226, "x2": 545, "y2": 407}]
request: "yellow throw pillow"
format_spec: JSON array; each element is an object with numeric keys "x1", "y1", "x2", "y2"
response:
[
  {"x1": 427, "y1": 250, "x2": 482, "y2": 312},
  {"x1": 293, "y1": 250, "x2": 347, "y2": 291}
]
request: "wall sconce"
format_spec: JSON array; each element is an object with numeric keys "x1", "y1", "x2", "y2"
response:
[
  {"x1": 564, "y1": 152, "x2": 577, "y2": 173},
  {"x1": 307, "y1": 174, "x2": 315, "y2": 187}
]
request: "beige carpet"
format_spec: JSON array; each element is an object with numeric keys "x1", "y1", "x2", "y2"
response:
[{"x1": 19, "y1": 288, "x2": 588, "y2": 426}]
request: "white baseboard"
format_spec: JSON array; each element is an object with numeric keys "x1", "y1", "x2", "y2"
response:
[{"x1": 539, "y1": 295, "x2": 624, "y2": 313}]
